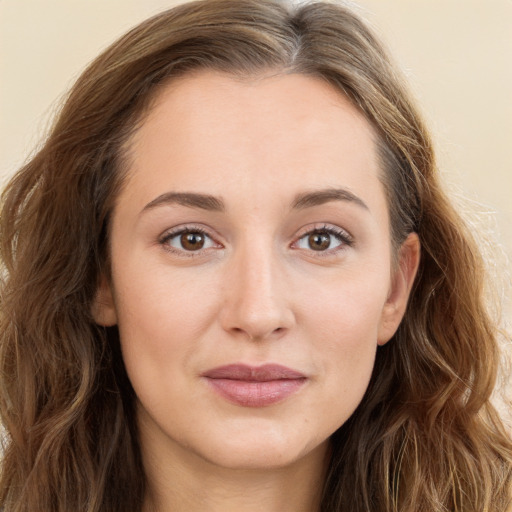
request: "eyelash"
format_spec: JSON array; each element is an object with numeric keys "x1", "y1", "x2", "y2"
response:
[
  {"x1": 158, "y1": 223, "x2": 354, "y2": 257},
  {"x1": 292, "y1": 224, "x2": 354, "y2": 256},
  {"x1": 159, "y1": 225, "x2": 220, "y2": 258}
]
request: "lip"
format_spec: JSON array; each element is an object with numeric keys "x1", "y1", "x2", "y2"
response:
[{"x1": 201, "y1": 364, "x2": 307, "y2": 407}]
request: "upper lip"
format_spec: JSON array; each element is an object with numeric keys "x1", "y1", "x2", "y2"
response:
[{"x1": 202, "y1": 364, "x2": 306, "y2": 381}]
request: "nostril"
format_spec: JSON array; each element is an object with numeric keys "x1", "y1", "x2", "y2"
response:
[{"x1": 228, "y1": 325, "x2": 287, "y2": 341}]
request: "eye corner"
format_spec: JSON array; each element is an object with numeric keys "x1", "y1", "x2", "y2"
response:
[
  {"x1": 158, "y1": 224, "x2": 224, "y2": 257},
  {"x1": 291, "y1": 223, "x2": 354, "y2": 255}
]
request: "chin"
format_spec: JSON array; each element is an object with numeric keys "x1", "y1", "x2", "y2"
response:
[{"x1": 191, "y1": 423, "x2": 329, "y2": 471}]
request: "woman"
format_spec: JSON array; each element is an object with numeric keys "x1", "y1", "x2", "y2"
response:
[{"x1": 0, "y1": 0, "x2": 510, "y2": 510}]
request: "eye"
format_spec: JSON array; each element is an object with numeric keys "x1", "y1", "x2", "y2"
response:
[
  {"x1": 160, "y1": 228, "x2": 218, "y2": 253},
  {"x1": 294, "y1": 226, "x2": 353, "y2": 252}
]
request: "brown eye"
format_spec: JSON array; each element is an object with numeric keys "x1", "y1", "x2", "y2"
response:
[
  {"x1": 295, "y1": 227, "x2": 350, "y2": 253},
  {"x1": 180, "y1": 232, "x2": 205, "y2": 251},
  {"x1": 308, "y1": 232, "x2": 331, "y2": 251},
  {"x1": 162, "y1": 229, "x2": 216, "y2": 253}
]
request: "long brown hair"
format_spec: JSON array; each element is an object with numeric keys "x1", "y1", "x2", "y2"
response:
[{"x1": 1, "y1": 1, "x2": 510, "y2": 510}]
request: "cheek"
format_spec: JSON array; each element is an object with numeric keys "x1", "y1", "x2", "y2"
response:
[
  {"x1": 299, "y1": 267, "x2": 389, "y2": 413},
  {"x1": 114, "y1": 252, "x2": 218, "y2": 325},
  {"x1": 312, "y1": 300, "x2": 379, "y2": 396},
  {"x1": 302, "y1": 263, "x2": 390, "y2": 347},
  {"x1": 111, "y1": 258, "x2": 221, "y2": 385}
]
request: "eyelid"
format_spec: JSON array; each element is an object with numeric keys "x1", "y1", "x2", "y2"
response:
[
  {"x1": 158, "y1": 223, "x2": 223, "y2": 256},
  {"x1": 156, "y1": 222, "x2": 353, "y2": 258},
  {"x1": 291, "y1": 223, "x2": 354, "y2": 253}
]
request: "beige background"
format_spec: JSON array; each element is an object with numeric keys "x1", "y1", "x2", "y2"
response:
[{"x1": 1, "y1": 0, "x2": 511, "y2": 285}]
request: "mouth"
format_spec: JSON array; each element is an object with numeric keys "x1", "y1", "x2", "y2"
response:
[{"x1": 201, "y1": 363, "x2": 307, "y2": 407}]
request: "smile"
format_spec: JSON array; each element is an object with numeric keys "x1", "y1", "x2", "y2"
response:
[{"x1": 201, "y1": 364, "x2": 307, "y2": 407}]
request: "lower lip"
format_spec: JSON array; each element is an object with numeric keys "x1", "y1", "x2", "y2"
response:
[{"x1": 204, "y1": 378, "x2": 306, "y2": 407}]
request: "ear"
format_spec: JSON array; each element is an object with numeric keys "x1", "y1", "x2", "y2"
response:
[
  {"x1": 91, "y1": 273, "x2": 118, "y2": 326},
  {"x1": 377, "y1": 233, "x2": 420, "y2": 346}
]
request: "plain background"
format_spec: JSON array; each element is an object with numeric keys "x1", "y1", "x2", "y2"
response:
[{"x1": 1, "y1": 0, "x2": 511, "y2": 317}]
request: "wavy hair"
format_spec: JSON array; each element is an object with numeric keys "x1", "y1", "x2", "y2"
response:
[{"x1": 1, "y1": 1, "x2": 510, "y2": 510}]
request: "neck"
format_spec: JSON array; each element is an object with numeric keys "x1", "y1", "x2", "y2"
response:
[{"x1": 141, "y1": 435, "x2": 330, "y2": 512}]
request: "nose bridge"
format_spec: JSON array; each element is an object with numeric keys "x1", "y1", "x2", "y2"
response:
[{"x1": 220, "y1": 233, "x2": 294, "y2": 340}]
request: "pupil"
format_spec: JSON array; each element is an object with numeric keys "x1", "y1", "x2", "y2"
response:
[
  {"x1": 309, "y1": 232, "x2": 330, "y2": 251},
  {"x1": 181, "y1": 232, "x2": 204, "y2": 250}
]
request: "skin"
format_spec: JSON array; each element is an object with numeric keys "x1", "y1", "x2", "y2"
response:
[{"x1": 93, "y1": 71, "x2": 420, "y2": 512}]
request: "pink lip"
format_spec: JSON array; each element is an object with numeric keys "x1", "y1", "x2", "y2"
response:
[{"x1": 202, "y1": 364, "x2": 307, "y2": 407}]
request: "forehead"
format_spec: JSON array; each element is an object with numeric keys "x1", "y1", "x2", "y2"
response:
[{"x1": 121, "y1": 70, "x2": 385, "y2": 217}]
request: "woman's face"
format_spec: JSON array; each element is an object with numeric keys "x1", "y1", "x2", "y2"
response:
[{"x1": 94, "y1": 71, "x2": 419, "y2": 471}]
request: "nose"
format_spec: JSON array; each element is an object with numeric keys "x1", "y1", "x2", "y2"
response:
[{"x1": 219, "y1": 244, "x2": 295, "y2": 341}]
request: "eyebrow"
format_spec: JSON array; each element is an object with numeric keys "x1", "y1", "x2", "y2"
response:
[
  {"x1": 141, "y1": 192, "x2": 225, "y2": 214},
  {"x1": 140, "y1": 187, "x2": 368, "y2": 215},
  {"x1": 291, "y1": 188, "x2": 369, "y2": 211}
]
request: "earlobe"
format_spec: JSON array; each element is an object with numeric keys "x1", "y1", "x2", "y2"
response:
[
  {"x1": 377, "y1": 233, "x2": 420, "y2": 346},
  {"x1": 91, "y1": 274, "x2": 118, "y2": 326}
]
